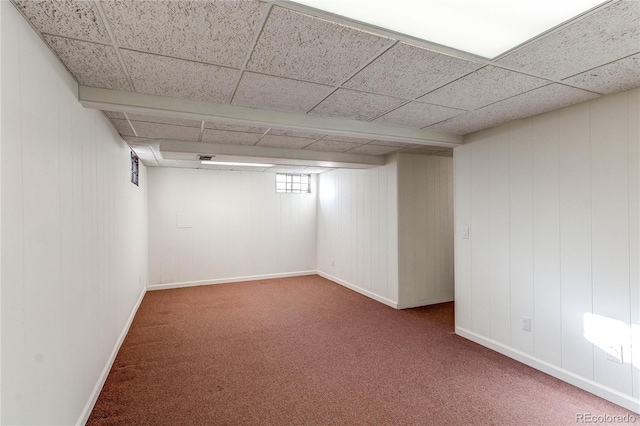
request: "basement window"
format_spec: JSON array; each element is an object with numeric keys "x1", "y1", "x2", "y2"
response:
[{"x1": 276, "y1": 173, "x2": 311, "y2": 194}]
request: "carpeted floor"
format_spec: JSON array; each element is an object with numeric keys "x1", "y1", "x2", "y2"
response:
[{"x1": 88, "y1": 275, "x2": 635, "y2": 425}]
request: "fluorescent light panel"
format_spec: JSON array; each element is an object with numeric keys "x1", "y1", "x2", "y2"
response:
[
  {"x1": 289, "y1": 0, "x2": 607, "y2": 58},
  {"x1": 201, "y1": 160, "x2": 274, "y2": 167}
]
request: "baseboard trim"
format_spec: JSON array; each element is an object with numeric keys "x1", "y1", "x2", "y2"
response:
[
  {"x1": 317, "y1": 271, "x2": 398, "y2": 309},
  {"x1": 77, "y1": 286, "x2": 147, "y2": 425},
  {"x1": 455, "y1": 326, "x2": 640, "y2": 414},
  {"x1": 146, "y1": 270, "x2": 318, "y2": 291}
]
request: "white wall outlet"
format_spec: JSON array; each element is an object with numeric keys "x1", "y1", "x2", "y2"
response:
[
  {"x1": 606, "y1": 346, "x2": 623, "y2": 364},
  {"x1": 462, "y1": 227, "x2": 470, "y2": 239},
  {"x1": 331, "y1": 260, "x2": 335, "y2": 267},
  {"x1": 521, "y1": 316, "x2": 531, "y2": 332}
]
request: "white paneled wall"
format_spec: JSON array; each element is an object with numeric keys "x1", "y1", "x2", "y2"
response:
[
  {"x1": 1, "y1": 3, "x2": 148, "y2": 424},
  {"x1": 147, "y1": 167, "x2": 317, "y2": 288},
  {"x1": 397, "y1": 154, "x2": 454, "y2": 308},
  {"x1": 454, "y1": 88, "x2": 640, "y2": 413},
  {"x1": 317, "y1": 157, "x2": 399, "y2": 307}
]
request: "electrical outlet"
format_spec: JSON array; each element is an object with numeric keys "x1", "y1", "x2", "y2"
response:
[
  {"x1": 606, "y1": 346, "x2": 623, "y2": 364},
  {"x1": 521, "y1": 316, "x2": 531, "y2": 332},
  {"x1": 331, "y1": 260, "x2": 335, "y2": 266}
]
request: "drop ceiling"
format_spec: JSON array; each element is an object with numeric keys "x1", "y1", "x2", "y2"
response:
[{"x1": 12, "y1": 0, "x2": 640, "y2": 172}]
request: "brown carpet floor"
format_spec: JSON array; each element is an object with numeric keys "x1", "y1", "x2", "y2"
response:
[{"x1": 88, "y1": 275, "x2": 635, "y2": 425}]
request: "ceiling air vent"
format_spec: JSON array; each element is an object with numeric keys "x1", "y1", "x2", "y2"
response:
[{"x1": 199, "y1": 155, "x2": 213, "y2": 161}]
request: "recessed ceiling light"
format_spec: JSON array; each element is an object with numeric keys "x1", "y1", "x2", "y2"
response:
[
  {"x1": 201, "y1": 160, "x2": 274, "y2": 167},
  {"x1": 288, "y1": 0, "x2": 607, "y2": 58}
]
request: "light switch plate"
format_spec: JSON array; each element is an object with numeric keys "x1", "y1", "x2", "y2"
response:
[{"x1": 462, "y1": 226, "x2": 470, "y2": 239}]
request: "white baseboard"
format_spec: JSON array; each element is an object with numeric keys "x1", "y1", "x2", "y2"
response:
[
  {"x1": 146, "y1": 270, "x2": 318, "y2": 291},
  {"x1": 77, "y1": 286, "x2": 147, "y2": 425},
  {"x1": 317, "y1": 270, "x2": 398, "y2": 309},
  {"x1": 456, "y1": 326, "x2": 640, "y2": 414}
]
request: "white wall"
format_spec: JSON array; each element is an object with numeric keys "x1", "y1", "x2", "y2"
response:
[
  {"x1": 398, "y1": 154, "x2": 454, "y2": 308},
  {"x1": 454, "y1": 88, "x2": 640, "y2": 413},
  {"x1": 316, "y1": 157, "x2": 399, "y2": 307},
  {"x1": 1, "y1": 2, "x2": 149, "y2": 424},
  {"x1": 147, "y1": 167, "x2": 317, "y2": 288}
]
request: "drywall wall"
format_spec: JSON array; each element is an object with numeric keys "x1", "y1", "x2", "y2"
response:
[
  {"x1": 1, "y1": 2, "x2": 149, "y2": 424},
  {"x1": 147, "y1": 167, "x2": 317, "y2": 288},
  {"x1": 316, "y1": 157, "x2": 399, "y2": 306},
  {"x1": 397, "y1": 154, "x2": 454, "y2": 308},
  {"x1": 454, "y1": 88, "x2": 640, "y2": 413}
]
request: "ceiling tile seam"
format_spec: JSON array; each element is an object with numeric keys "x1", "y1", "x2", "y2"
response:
[
  {"x1": 252, "y1": 128, "x2": 273, "y2": 146},
  {"x1": 198, "y1": 122, "x2": 205, "y2": 142},
  {"x1": 34, "y1": 32, "x2": 114, "y2": 48},
  {"x1": 559, "y1": 50, "x2": 640, "y2": 83},
  {"x1": 304, "y1": 41, "x2": 400, "y2": 114},
  {"x1": 299, "y1": 135, "x2": 331, "y2": 150},
  {"x1": 365, "y1": 100, "x2": 413, "y2": 122},
  {"x1": 413, "y1": 65, "x2": 491, "y2": 100},
  {"x1": 122, "y1": 112, "x2": 138, "y2": 137},
  {"x1": 490, "y1": 0, "x2": 618, "y2": 63},
  {"x1": 268, "y1": 1, "x2": 490, "y2": 64},
  {"x1": 228, "y1": 3, "x2": 275, "y2": 104},
  {"x1": 117, "y1": 47, "x2": 242, "y2": 72},
  {"x1": 92, "y1": 0, "x2": 135, "y2": 91}
]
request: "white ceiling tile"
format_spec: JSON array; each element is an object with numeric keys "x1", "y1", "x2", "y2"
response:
[
  {"x1": 323, "y1": 135, "x2": 372, "y2": 144},
  {"x1": 103, "y1": 111, "x2": 126, "y2": 120},
  {"x1": 123, "y1": 136, "x2": 156, "y2": 145},
  {"x1": 562, "y1": 54, "x2": 640, "y2": 95},
  {"x1": 247, "y1": 7, "x2": 393, "y2": 85},
  {"x1": 496, "y1": 1, "x2": 640, "y2": 80},
  {"x1": 427, "y1": 84, "x2": 601, "y2": 134},
  {"x1": 431, "y1": 150, "x2": 453, "y2": 157},
  {"x1": 204, "y1": 122, "x2": 268, "y2": 133},
  {"x1": 101, "y1": 0, "x2": 267, "y2": 68},
  {"x1": 122, "y1": 50, "x2": 238, "y2": 103},
  {"x1": 303, "y1": 139, "x2": 363, "y2": 153},
  {"x1": 156, "y1": 159, "x2": 197, "y2": 169},
  {"x1": 130, "y1": 121, "x2": 201, "y2": 142},
  {"x1": 232, "y1": 72, "x2": 333, "y2": 113},
  {"x1": 268, "y1": 129, "x2": 324, "y2": 139},
  {"x1": 402, "y1": 147, "x2": 442, "y2": 155},
  {"x1": 418, "y1": 66, "x2": 550, "y2": 110},
  {"x1": 369, "y1": 140, "x2": 419, "y2": 148},
  {"x1": 43, "y1": 36, "x2": 129, "y2": 90},
  {"x1": 256, "y1": 135, "x2": 316, "y2": 149},
  {"x1": 344, "y1": 42, "x2": 482, "y2": 98},
  {"x1": 201, "y1": 130, "x2": 263, "y2": 145},
  {"x1": 200, "y1": 164, "x2": 271, "y2": 172},
  {"x1": 109, "y1": 119, "x2": 135, "y2": 136},
  {"x1": 303, "y1": 167, "x2": 335, "y2": 174},
  {"x1": 126, "y1": 113, "x2": 202, "y2": 128},
  {"x1": 346, "y1": 144, "x2": 400, "y2": 155},
  {"x1": 14, "y1": 0, "x2": 110, "y2": 43},
  {"x1": 375, "y1": 102, "x2": 465, "y2": 128},
  {"x1": 309, "y1": 89, "x2": 405, "y2": 121}
]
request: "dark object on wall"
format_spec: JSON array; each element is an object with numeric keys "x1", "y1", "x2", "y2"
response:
[{"x1": 131, "y1": 151, "x2": 139, "y2": 186}]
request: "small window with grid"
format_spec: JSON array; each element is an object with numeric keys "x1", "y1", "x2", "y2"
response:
[{"x1": 276, "y1": 173, "x2": 311, "y2": 194}]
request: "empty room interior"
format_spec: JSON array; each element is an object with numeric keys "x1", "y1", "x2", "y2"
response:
[{"x1": 1, "y1": 0, "x2": 639, "y2": 424}]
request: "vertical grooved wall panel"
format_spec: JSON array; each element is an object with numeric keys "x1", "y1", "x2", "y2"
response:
[
  {"x1": 1, "y1": 3, "x2": 148, "y2": 423},
  {"x1": 456, "y1": 88, "x2": 640, "y2": 409},
  {"x1": 397, "y1": 154, "x2": 454, "y2": 309},
  {"x1": 147, "y1": 168, "x2": 317, "y2": 286},
  {"x1": 317, "y1": 157, "x2": 399, "y2": 305}
]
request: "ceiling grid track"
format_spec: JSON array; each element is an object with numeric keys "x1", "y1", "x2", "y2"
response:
[
  {"x1": 92, "y1": 0, "x2": 136, "y2": 92},
  {"x1": 304, "y1": 40, "x2": 400, "y2": 114},
  {"x1": 228, "y1": 3, "x2": 275, "y2": 104},
  {"x1": 122, "y1": 112, "x2": 138, "y2": 137}
]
